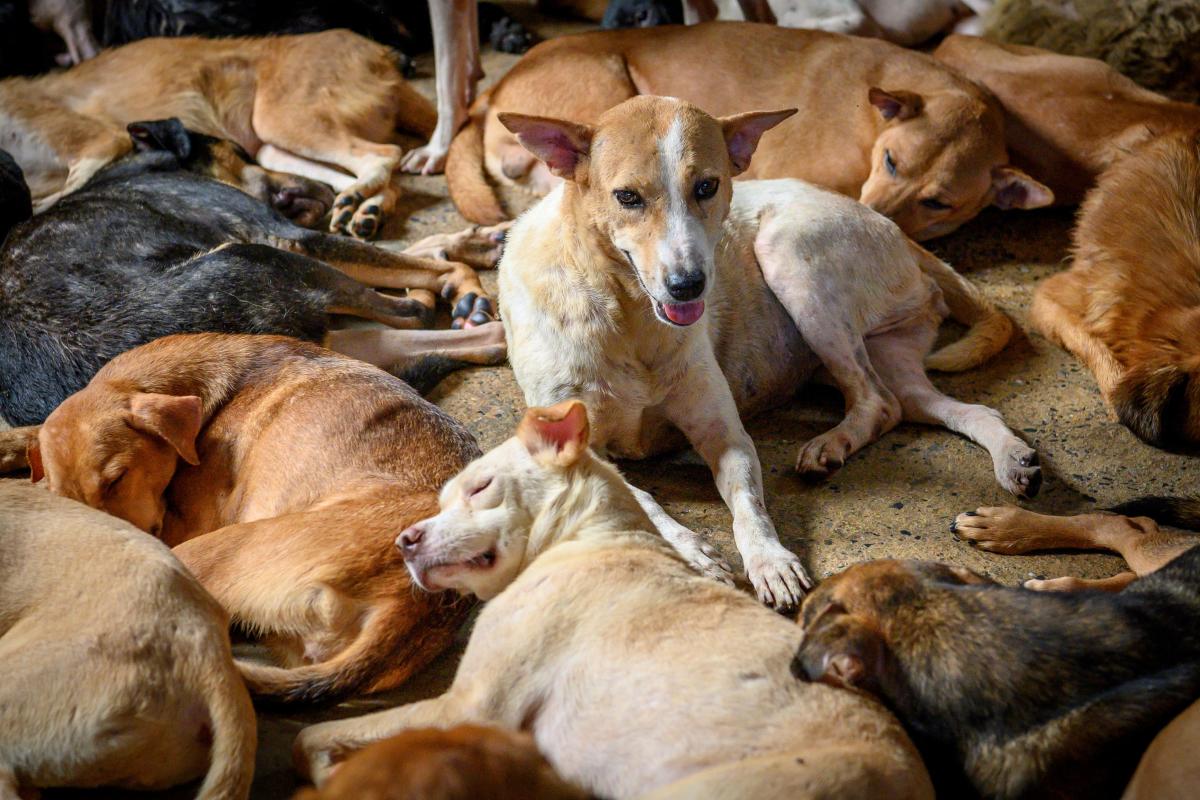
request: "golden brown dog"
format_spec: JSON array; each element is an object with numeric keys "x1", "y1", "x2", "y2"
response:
[
  {"x1": 0, "y1": 480, "x2": 255, "y2": 799},
  {"x1": 0, "y1": 29, "x2": 432, "y2": 238},
  {"x1": 291, "y1": 725, "x2": 588, "y2": 800},
  {"x1": 933, "y1": 35, "x2": 1200, "y2": 205},
  {"x1": 1025, "y1": 129, "x2": 1200, "y2": 450},
  {"x1": 13, "y1": 333, "x2": 480, "y2": 705},
  {"x1": 447, "y1": 21, "x2": 1053, "y2": 240}
]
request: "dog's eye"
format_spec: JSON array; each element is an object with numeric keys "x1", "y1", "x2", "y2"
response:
[
  {"x1": 467, "y1": 477, "x2": 493, "y2": 499},
  {"x1": 920, "y1": 197, "x2": 951, "y2": 211},
  {"x1": 613, "y1": 189, "x2": 643, "y2": 208},
  {"x1": 884, "y1": 150, "x2": 897, "y2": 177},
  {"x1": 694, "y1": 178, "x2": 719, "y2": 200},
  {"x1": 103, "y1": 471, "x2": 126, "y2": 495}
]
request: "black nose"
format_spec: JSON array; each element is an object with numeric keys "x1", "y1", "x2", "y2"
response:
[
  {"x1": 665, "y1": 271, "x2": 705, "y2": 301},
  {"x1": 398, "y1": 525, "x2": 424, "y2": 555}
]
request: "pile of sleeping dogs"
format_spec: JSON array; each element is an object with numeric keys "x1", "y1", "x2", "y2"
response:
[{"x1": 1, "y1": 18, "x2": 1200, "y2": 800}]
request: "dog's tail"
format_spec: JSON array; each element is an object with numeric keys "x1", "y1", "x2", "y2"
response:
[
  {"x1": 195, "y1": 653, "x2": 257, "y2": 800},
  {"x1": 912, "y1": 243, "x2": 1015, "y2": 372},
  {"x1": 1109, "y1": 354, "x2": 1200, "y2": 450},
  {"x1": 1110, "y1": 496, "x2": 1200, "y2": 531},
  {"x1": 0, "y1": 425, "x2": 37, "y2": 473},
  {"x1": 236, "y1": 594, "x2": 465, "y2": 707},
  {"x1": 447, "y1": 107, "x2": 508, "y2": 225}
]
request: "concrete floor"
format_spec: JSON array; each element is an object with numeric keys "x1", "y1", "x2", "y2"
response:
[{"x1": 44, "y1": 6, "x2": 1200, "y2": 799}]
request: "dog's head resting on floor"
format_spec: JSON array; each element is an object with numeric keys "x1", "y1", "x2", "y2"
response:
[
  {"x1": 126, "y1": 118, "x2": 335, "y2": 227},
  {"x1": 29, "y1": 384, "x2": 202, "y2": 536},
  {"x1": 499, "y1": 96, "x2": 794, "y2": 328},
  {"x1": 398, "y1": 400, "x2": 652, "y2": 599}
]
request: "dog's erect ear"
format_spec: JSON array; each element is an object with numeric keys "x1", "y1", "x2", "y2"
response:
[
  {"x1": 517, "y1": 400, "x2": 590, "y2": 466},
  {"x1": 498, "y1": 113, "x2": 593, "y2": 180},
  {"x1": 868, "y1": 88, "x2": 923, "y2": 122},
  {"x1": 127, "y1": 119, "x2": 192, "y2": 160},
  {"x1": 720, "y1": 109, "x2": 797, "y2": 175},
  {"x1": 27, "y1": 441, "x2": 43, "y2": 483},
  {"x1": 127, "y1": 393, "x2": 203, "y2": 466},
  {"x1": 991, "y1": 166, "x2": 1054, "y2": 210}
]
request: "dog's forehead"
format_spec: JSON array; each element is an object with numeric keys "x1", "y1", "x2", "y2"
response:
[{"x1": 592, "y1": 99, "x2": 725, "y2": 178}]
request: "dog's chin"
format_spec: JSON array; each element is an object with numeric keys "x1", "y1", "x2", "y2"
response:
[
  {"x1": 652, "y1": 299, "x2": 706, "y2": 327},
  {"x1": 414, "y1": 545, "x2": 499, "y2": 593}
]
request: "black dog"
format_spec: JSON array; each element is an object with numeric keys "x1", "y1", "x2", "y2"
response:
[
  {"x1": 794, "y1": 551, "x2": 1200, "y2": 799},
  {"x1": 601, "y1": 0, "x2": 681, "y2": 28},
  {"x1": 0, "y1": 119, "x2": 495, "y2": 426},
  {"x1": 0, "y1": 149, "x2": 31, "y2": 240}
]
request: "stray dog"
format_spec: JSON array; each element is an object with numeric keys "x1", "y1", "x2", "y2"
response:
[
  {"x1": 794, "y1": 553, "x2": 1200, "y2": 799},
  {"x1": 0, "y1": 119, "x2": 500, "y2": 427},
  {"x1": 933, "y1": 35, "x2": 1200, "y2": 205},
  {"x1": 293, "y1": 401, "x2": 935, "y2": 799},
  {"x1": 1024, "y1": 129, "x2": 1200, "y2": 450},
  {"x1": 291, "y1": 725, "x2": 588, "y2": 800},
  {"x1": 17, "y1": 333, "x2": 482, "y2": 705},
  {"x1": 0, "y1": 480, "x2": 255, "y2": 799},
  {"x1": 0, "y1": 28, "x2": 432, "y2": 237},
  {"x1": 951, "y1": 496, "x2": 1200, "y2": 591},
  {"x1": 498, "y1": 95, "x2": 1037, "y2": 610},
  {"x1": 446, "y1": 22, "x2": 1053, "y2": 240}
]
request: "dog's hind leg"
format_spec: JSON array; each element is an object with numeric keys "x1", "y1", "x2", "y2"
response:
[
  {"x1": 0, "y1": 426, "x2": 38, "y2": 472},
  {"x1": 324, "y1": 323, "x2": 508, "y2": 387},
  {"x1": 866, "y1": 314, "x2": 1041, "y2": 498}
]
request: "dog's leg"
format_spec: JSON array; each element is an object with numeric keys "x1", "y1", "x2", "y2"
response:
[
  {"x1": 394, "y1": 222, "x2": 511, "y2": 270},
  {"x1": 324, "y1": 322, "x2": 507, "y2": 373},
  {"x1": 0, "y1": 426, "x2": 38, "y2": 472},
  {"x1": 31, "y1": 126, "x2": 129, "y2": 213},
  {"x1": 400, "y1": 0, "x2": 476, "y2": 176},
  {"x1": 1030, "y1": 272, "x2": 1125, "y2": 404},
  {"x1": 866, "y1": 315, "x2": 1042, "y2": 498},
  {"x1": 666, "y1": 351, "x2": 811, "y2": 610},
  {"x1": 624, "y1": 482, "x2": 735, "y2": 585}
]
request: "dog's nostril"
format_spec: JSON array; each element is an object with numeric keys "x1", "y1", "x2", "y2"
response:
[
  {"x1": 398, "y1": 526, "x2": 424, "y2": 554},
  {"x1": 665, "y1": 271, "x2": 706, "y2": 301}
]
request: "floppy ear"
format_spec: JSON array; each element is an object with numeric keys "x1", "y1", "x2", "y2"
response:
[
  {"x1": 517, "y1": 400, "x2": 590, "y2": 466},
  {"x1": 127, "y1": 118, "x2": 192, "y2": 160},
  {"x1": 991, "y1": 166, "x2": 1054, "y2": 210},
  {"x1": 127, "y1": 393, "x2": 203, "y2": 466},
  {"x1": 27, "y1": 441, "x2": 43, "y2": 483},
  {"x1": 868, "y1": 88, "x2": 923, "y2": 122},
  {"x1": 721, "y1": 108, "x2": 797, "y2": 175},
  {"x1": 498, "y1": 113, "x2": 593, "y2": 180}
]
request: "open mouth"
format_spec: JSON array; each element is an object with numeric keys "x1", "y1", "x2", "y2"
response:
[{"x1": 654, "y1": 299, "x2": 705, "y2": 327}]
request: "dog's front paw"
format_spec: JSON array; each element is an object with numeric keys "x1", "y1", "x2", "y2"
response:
[
  {"x1": 330, "y1": 191, "x2": 364, "y2": 236},
  {"x1": 450, "y1": 291, "x2": 496, "y2": 330},
  {"x1": 996, "y1": 445, "x2": 1041, "y2": 499},
  {"x1": 744, "y1": 543, "x2": 812, "y2": 612},
  {"x1": 676, "y1": 539, "x2": 735, "y2": 586},
  {"x1": 400, "y1": 143, "x2": 448, "y2": 176},
  {"x1": 293, "y1": 729, "x2": 338, "y2": 787},
  {"x1": 795, "y1": 430, "x2": 854, "y2": 479}
]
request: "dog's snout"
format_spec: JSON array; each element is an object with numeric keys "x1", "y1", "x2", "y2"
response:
[
  {"x1": 665, "y1": 270, "x2": 705, "y2": 301},
  {"x1": 397, "y1": 525, "x2": 425, "y2": 556}
]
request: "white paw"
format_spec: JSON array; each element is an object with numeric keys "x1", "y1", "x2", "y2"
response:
[
  {"x1": 675, "y1": 539, "x2": 736, "y2": 585},
  {"x1": 400, "y1": 144, "x2": 449, "y2": 175},
  {"x1": 744, "y1": 543, "x2": 812, "y2": 612}
]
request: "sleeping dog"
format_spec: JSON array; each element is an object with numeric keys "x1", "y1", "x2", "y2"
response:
[
  {"x1": 0, "y1": 119, "x2": 499, "y2": 427},
  {"x1": 795, "y1": 554, "x2": 1200, "y2": 798}
]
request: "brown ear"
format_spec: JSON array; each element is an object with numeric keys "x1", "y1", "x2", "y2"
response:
[
  {"x1": 517, "y1": 400, "x2": 590, "y2": 466},
  {"x1": 991, "y1": 166, "x2": 1054, "y2": 210},
  {"x1": 498, "y1": 113, "x2": 593, "y2": 180},
  {"x1": 127, "y1": 393, "x2": 203, "y2": 466},
  {"x1": 27, "y1": 441, "x2": 44, "y2": 483},
  {"x1": 721, "y1": 108, "x2": 797, "y2": 175},
  {"x1": 868, "y1": 88, "x2": 923, "y2": 121}
]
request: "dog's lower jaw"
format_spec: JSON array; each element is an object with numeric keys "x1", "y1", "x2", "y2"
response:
[{"x1": 412, "y1": 547, "x2": 499, "y2": 594}]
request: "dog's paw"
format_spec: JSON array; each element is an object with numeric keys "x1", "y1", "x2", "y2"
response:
[
  {"x1": 403, "y1": 222, "x2": 510, "y2": 269},
  {"x1": 329, "y1": 191, "x2": 364, "y2": 235},
  {"x1": 676, "y1": 539, "x2": 735, "y2": 585},
  {"x1": 795, "y1": 430, "x2": 853, "y2": 479},
  {"x1": 996, "y1": 444, "x2": 1041, "y2": 498},
  {"x1": 744, "y1": 543, "x2": 812, "y2": 613},
  {"x1": 951, "y1": 505, "x2": 1043, "y2": 554},
  {"x1": 449, "y1": 291, "x2": 496, "y2": 330},
  {"x1": 401, "y1": 143, "x2": 448, "y2": 176},
  {"x1": 349, "y1": 197, "x2": 385, "y2": 240}
]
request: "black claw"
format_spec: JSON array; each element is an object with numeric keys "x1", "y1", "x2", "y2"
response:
[{"x1": 453, "y1": 292, "x2": 478, "y2": 320}]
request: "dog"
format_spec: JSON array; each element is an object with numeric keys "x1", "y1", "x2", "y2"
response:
[
  {"x1": 0, "y1": 149, "x2": 30, "y2": 238},
  {"x1": 13, "y1": 332, "x2": 482, "y2": 705},
  {"x1": 1125, "y1": 697, "x2": 1200, "y2": 800},
  {"x1": 0, "y1": 120, "x2": 501, "y2": 427},
  {"x1": 794, "y1": 552, "x2": 1200, "y2": 799},
  {"x1": 291, "y1": 725, "x2": 588, "y2": 800},
  {"x1": 0, "y1": 479, "x2": 255, "y2": 799},
  {"x1": 0, "y1": 28, "x2": 433, "y2": 237},
  {"x1": 496, "y1": 95, "x2": 1037, "y2": 610},
  {"x1": 293, "y1": 401, "x2": 935, "y2": 798},
  {"x1": 446, "y1": 22, "x2": 1054, "y2": 240},
  {"x1": 1020, "y1": 129, "x2": 1200, "y2": 450},
  {"x1": 933, "y1": 35, "x2": 1200, "y2": 206}
]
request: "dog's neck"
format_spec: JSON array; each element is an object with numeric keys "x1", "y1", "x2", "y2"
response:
[{"x1": 525, "y1": 455, "x2": 664, "y2": 562}]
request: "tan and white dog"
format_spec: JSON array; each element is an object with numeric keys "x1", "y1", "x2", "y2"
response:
[
  {"x1": 0, "y1": 480, "x2": 255, "y2": 799},
  {"x1": 495, "y1": 95, "x2": 1039, "y2": 610},
  {"x1": 293, "y1": 401, "x2": 935, "y2": 800}
]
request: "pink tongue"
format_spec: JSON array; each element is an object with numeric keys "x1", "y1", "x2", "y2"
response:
[{"x1": 662, "y1": 300, "x2": 705, "y2": 326}]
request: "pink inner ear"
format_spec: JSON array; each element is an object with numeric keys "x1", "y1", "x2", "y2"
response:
[
  {"x1": 519, "y1": 124, "x2": 585, "y2": 175},
  {"x1": 535, "y1": 414, "x2": 583, "y2": 452}
]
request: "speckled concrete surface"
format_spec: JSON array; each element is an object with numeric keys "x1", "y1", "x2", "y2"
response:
[{"x1": 40, "y1": 6, "x2": 1200, "y2": 799}]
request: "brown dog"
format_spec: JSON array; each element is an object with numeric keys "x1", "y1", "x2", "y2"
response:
[
  {"x1": 14, "y1": 333, "x2": 479, "y2": 705},
  {"x1": 447, "y1": 21, "x2": 1053, "y2": 240},
  {"x1": 0, "y1": 29, "x2": 432, "y2": 238},
  {"x1": 291, "y1": 725, "x2": 588, "y2": 800},
  {"x1": 0, "y1": 480, "x2": 255, "y2": 799},
  {"x1": 1025, "y1": 129, "x2": 1200, "y2": 450},
  {"x1": 933, "y1": 35, "x2": 1200, "y2": 205}
]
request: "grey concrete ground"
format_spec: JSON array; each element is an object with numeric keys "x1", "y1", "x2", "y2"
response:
[{"x1": 42, "y1": 5, "x2": 1200, "y2": 799}]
